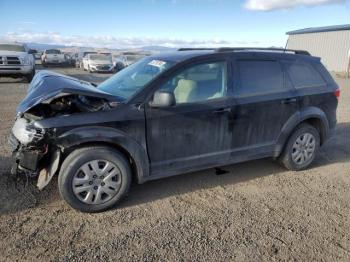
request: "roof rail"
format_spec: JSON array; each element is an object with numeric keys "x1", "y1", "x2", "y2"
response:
[
  {"x1": 215, "y1": 47, "x2": 310, "y2": 55},
  {"x1": 177, "y1": 48, "x2": 215, "y2": 51}
]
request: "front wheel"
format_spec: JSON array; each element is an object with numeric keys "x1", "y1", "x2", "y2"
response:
[
  {"x1": 58, "y1": 146, "x2": 132, "y2": 212},
  {"x1": 279, "y1": 124, "x2": 320, "y2": 171},
  {"x1": 24, "y1": 69, "x2": 35, "y2": 83}
]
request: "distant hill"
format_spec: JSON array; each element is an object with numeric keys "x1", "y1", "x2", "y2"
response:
[
  {"x1": 25, "y1": 42, "x2": 178, "y2": 53},
  {"x1": 140, "y1": 46, "x2": 177, "y2": 52},
  {"x1": 26, "y1": 42, "x2": 68, "y2": 51}
]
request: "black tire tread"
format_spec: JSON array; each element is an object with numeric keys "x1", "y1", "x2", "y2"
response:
[
  {"x1": 279, "y1": 123, "x2": 320, "y2": 171},
  {"x1": 58, "y1": 146, "x2": 132, "y2": 213}
]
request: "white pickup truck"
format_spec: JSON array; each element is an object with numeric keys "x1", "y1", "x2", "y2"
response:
[
  {"x1": 0, "y1": 42, "x2": 36, "y2": 82},
  {"x1": 41, "y1": 49, "x2": 66, "y2": 66}
]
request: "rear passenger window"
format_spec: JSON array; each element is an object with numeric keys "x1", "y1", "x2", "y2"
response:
[
  {"x1": 284, "y1": 62, "x2": 326, "y2": 88},
  {"x1": 236, "y1": 60, "x2": 284, "y2": 96}
]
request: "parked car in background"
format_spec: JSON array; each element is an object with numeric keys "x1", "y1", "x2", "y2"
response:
[
  {"x1": 34, "y1": 51, "x2": 42, "y2": 60},
  {"x1": 9, "y1": 48, "x2": 339, "y2": 212},
  {"x1": 0, "y1": 42, "x2": 36, "y2": 82},
  {"x1": 82, "y1": 54, "x2": 114, "y2": 73},
  {"x1": 63, "y1": 53, "x2": 76, "y2": 67},
  {"x1": 112, "y1": 55, "x2": 126, "y2": 71},
  {"x1": 76, "y1": 51, "x2": 97, "y2": 68},
  {"x1": 41, "y1": 49, "x2": 66, "y2": 66},
  {"x1": 122, "y1": 51, "x2": 151, "y2": 66}
]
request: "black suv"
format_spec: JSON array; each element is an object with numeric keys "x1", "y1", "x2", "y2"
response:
[{"x1": 10, "y1": 48, "x2": 339, "y2": 212}]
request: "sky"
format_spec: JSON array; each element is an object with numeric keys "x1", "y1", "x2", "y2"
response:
[{"x1": 0, "y1": 0, "x2": 349, "y2": 49}]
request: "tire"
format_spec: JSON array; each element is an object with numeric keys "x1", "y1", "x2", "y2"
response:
[
  {"x1": 24, "y1": 69, "x2": 35, "y2": 83},
  {"x1": 279, "y1": 124, "x2": 320, "y2": 171},
  {"x1": 88, "y1": 65, "x2": 93, "y2": 73},
  {"x1": 58, "y1": 146, "x2": 132, "y2": 213}
]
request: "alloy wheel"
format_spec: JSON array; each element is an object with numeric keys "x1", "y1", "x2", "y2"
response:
[{"x1": 291, "y1": 132, "x2": 316, "y2": 165}]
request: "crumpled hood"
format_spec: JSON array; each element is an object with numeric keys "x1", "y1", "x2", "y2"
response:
[{"x1": 16, "y1": 70, "x2": 121, "y2": 113}]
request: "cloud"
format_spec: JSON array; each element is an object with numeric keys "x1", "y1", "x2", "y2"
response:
[
  {"x1": 16, "y1": 21, "x2": 37, "y2": 25},
  {"x1": 0, "y1": 30, "x2": 259, "y2": 49},
  {"x1": 243, "y1": 0, "x2": 345, "y2": 11},
  {"x1": 0, "y1": 31, "x2": 228, "y2": 48}
]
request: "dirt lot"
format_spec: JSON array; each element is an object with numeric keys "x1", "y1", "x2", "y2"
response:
[{"x1": 0, "y1": 66, "x2": 349, "y2": 261}]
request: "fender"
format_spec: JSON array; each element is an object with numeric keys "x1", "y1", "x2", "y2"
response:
[
  {"x1": 55, "y1": 126, "x2": 150, "y2": 183},
  {"x1": 275, "y1": 107, "x2": 330, "y2": 156}
]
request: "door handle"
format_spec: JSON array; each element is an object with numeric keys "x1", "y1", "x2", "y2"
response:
[
  {"x1": 213, "y1": 108, "x2": 231, "y2": 114},
  {"x1": 281, "y1": 98, "x2": 297, "y2": 104}
]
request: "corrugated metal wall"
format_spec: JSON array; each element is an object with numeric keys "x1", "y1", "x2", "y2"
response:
[{"x1": 287, "y1": 30, "x2": 350, "y2": 72}]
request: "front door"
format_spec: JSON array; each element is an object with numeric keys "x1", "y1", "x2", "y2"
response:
[{"x1": 145, "y1": 60, "x2": 235, "y2": 177}]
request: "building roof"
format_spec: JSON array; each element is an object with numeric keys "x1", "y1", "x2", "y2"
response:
[{"x1": 287, "y1": 24, "x2": 350, "y2": 35}]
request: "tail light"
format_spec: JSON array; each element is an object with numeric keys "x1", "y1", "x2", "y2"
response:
[{"x1": 334, "y1": 89, "x2": 340, "y2": 99}]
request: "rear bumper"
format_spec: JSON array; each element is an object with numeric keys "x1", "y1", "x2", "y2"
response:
[
  {"x1": 43, "y1": 60, "x2": 66, "y2": 64},
  {"x1": 0, "y1": 65, "x2": 33, "y2": 75}
]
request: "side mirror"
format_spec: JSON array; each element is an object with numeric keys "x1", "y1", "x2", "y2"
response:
[
  {"x1": 28, "y1": 49, "x2": 37, "y2": 54},
  {"x1": 149, "y1": 90, "x2": 176, "y2": 108}
]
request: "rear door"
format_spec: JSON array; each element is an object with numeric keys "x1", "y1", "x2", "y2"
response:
[
  {"x1": 282, "y1": 59, "x2": 338, "y2": 129},
  {"x1": 230, "y1": 53, "x2": 299, "y2": 155}
]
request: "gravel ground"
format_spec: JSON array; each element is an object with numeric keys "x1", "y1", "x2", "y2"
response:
[{"x1": 0, "y1": 66, "x2": 349, "y2": 261}]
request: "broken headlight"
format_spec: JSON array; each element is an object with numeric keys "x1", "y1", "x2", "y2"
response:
[{"x1": 12, "y1": 118, "x2": 44, "y2": 145}]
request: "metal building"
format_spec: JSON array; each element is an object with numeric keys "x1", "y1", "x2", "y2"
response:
[{"x1": 286, "y1": 24, "x2": 350, "y2": 72}]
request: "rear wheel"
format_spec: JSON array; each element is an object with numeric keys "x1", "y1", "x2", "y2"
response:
[
  {"x1": 58, "y1": 146, "x2": 132, "y2": 212},
  {"x1": 279, "y1": 124, "x2": 320, "y2": 171}
]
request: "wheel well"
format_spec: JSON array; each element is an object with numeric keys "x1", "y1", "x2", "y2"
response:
[
  {"x1": 301, "y1": 117, "x2": 327, "y2": 145},
  {"x1": 277, "y1": 116, "x2": 327, "y2": 158},
  {"x1": 60, "y1": 141, "x2": 139, "y2": 184}
]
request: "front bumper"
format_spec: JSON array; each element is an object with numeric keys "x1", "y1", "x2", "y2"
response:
[
  {"x1": 9, "y1": 133, "x2": 45, "y2": 175},
  {"x1": 0, "y1": 65, "x2": 33, "y2": 75},
  {"x1": 89, "y1": 64, "x2": 114, "y2": 72}
]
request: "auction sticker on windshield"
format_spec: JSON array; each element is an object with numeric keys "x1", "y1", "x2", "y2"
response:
[{"x1": 148, "y1": 60, "x2": 167, "y2": 68}]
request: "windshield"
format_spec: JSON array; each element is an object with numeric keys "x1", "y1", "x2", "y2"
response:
[
  {"x1": 46, "y1": 49, "x2": 61, "y2": 54},
  {"x1": 0, "y1": 44, "x2": 25, "y2": 52},
  {"x1": 98, "y1": 57, "x2": 174, "y2": 99},
  {"x1": 90, "y1": 54, "x2": 111, "y2": 61}
]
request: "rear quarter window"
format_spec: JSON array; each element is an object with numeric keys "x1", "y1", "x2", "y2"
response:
[
  {"x1": 284, "y1": 61, "x2": 326, "y2": 88},
  {"x1": 236, "y1": 60, "x2": 284, "y2": 96}
]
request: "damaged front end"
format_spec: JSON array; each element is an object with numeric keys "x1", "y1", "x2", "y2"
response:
[
  {"x1": 9, "y1": 115, "x2": 59, "y2": 190},
  {"x1": 9, "y1": 70, "x2": 122, "y2": 189}
]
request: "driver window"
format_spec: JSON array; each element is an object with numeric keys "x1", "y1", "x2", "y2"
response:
[{"x1": 160, "y1": 61, "x2": 227, "y2": 104}]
